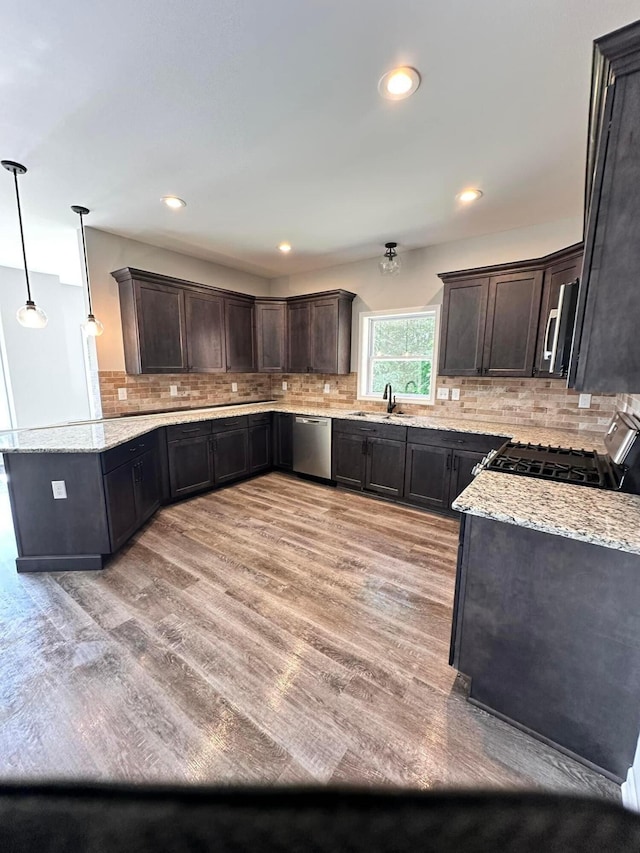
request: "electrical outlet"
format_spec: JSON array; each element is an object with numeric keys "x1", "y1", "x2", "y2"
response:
[
  {"x1": 117, "y1": 388, "x2": 127, "y2": 401},
  {"x1": 231, "y1": 382, "x2": 238, "y2": 392},
  {"x1": 578, "y1": 393, "x2": 592, "y2": 409},
  {"x1": 323, "y1": 383, "x2": 330, "y2": 394},
  {"x1": 51, "y1": 480, "x2": 67, "y2": 500},
  {"x1": 437, "y1": 387, "x2": 450, "y2": 401},
  {"x1": 169, "y1": 385, "x2": 178, "y2": 397},
  {"x1": 282, "y1": 381, "x2": 288, "y2": 391},
  {"x1": 451, "y1": 388, "x2": 461, "y2": 401}
]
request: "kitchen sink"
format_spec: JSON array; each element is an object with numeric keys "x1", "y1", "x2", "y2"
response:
[{"x1": 348, "y1": 411, "x2": 411, "y2": 420}]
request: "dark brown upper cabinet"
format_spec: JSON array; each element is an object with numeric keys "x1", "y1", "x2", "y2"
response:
[
  {"x1": 255, "y1": 299, "x2": 287, "y2": 372},
  {"x1": 569, "y1": 20, "x2": 640, "y2": 392},
  {"x1": 287, "y1": 291, "x2": 355, "y2": 374},
  {"x1": 439, "y1": 244, "x2": 582, "y2": 379},
  {"x1": 224, "y1": 296, "x2": 255, "y2": 372},
  {"x1": 185, "y1": 290, "x2": 226, "y2": 373},
  {"x1": 535, "y1": 245, "x2": 582, "y2": 378},
  {"x1": 119, "y1": 277, "x2": 188, "y2": 374}
]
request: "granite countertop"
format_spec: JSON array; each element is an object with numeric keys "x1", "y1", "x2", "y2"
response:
[
  {"x1": 0, "y1": 401, "x2": 604, "y2": 453},
  {"x1": 453, "y1": 470, "x2": 640, "y2": 556}
]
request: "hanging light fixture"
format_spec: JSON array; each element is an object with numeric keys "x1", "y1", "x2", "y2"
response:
[
  {"x1": 379, "y1": 242, "x2": 401, "y2": 276},
  {"x1": 71, "y1": 205, "x2": 104, "y2": 337},
  {"x1": 2, "y1": 160, "x2": 48, "y2": 329}
]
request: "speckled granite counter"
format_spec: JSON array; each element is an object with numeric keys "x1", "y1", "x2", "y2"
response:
[
  {"x1": 453, "y1": 470, "x2": 640, "y2": 555},
  {"x1": 0, "y1": 402, "x2": 605, "y2": 453}
]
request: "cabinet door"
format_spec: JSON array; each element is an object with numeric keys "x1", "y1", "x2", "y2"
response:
[
  {"x1": 482, "y1": 272, "x2": 543, "y2": 377},
  {"x1": 104, "y1": 461, "x2": 138, "y2": 551},
  {"x1": 439, "y1": 278, "x2": 490, "y2": 376},
  {"x1": 136, "y1": 281, "x2": 187, "y2": 373},
  {"x1": 134, "y1": 449, "x2": 161, "y2": 523},
  {"x1": 256, "y1": 301, "x2": 286, "y2": 372},
  {"x1": 535, "y1": 255, "x2": 582, "y2": 377},
  {"x1": 287, "y1": 301, "x2": 311, "y2": 372},
  {"x1": 168, "y1": 435, "x2": 213, "y2": 499},
  {"x1": 213, "y1": 428, "x2": 249, "y2": 484},
  {"x1": 249, "y1": 423, "x2": 272, "y2": 472},
  {"x1": 185, "y1": 290, "x2": 226, "y2": 373},
  {"x1": 364, "y1": 437, "x2": 406, "y2": 499},
  {"x1": 273, "y1": 413, "x2": 293, "y2": 470},
  {"x1": 225, "y1": 298, "x2": 255, "y2": 372},
  {"x1": 449, "y1": 450, "x2": 483, "y2": 509},
  {"x1": 310, "y1": 298, "x2": 339, "y2": 373},
  {"x1": 404, "y1": 443, "x2": 451, "y2": 510},
  {"x1": 332, "y1": 431, "x2": 365, "y2": 488}
]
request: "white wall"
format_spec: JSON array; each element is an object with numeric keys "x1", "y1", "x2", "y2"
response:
[
  {"x1": 86, "y1": 228, "x2": 271, "y2": 371},
  {"x1": 271, "y1": 216, "x2": 583, "y2": 370},
  {"x1": 0, "y1": 265, "x2": 91, "y2": 428}
]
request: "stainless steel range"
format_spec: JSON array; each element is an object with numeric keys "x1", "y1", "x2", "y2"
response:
[{"x1": 474, "y1": 411, "x2": 640, "y2": 493}]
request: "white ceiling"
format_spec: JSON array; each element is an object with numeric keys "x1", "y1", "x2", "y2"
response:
[{"x1": 3, "y1": 0, "x2": 640, "y2": 283}]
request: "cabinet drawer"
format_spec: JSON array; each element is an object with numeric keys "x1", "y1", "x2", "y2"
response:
[
  {"x1": 211, "y1": 415, "x2": 249, "y2": 432},
  {"x1": 101, "y1": 431, "x2": 158, "y2": 474},
  {"x1": 166, "y1": 420, "x2": 212, "y2": 442},
  {"x1": 248, "y1": 412, "x2": 272, "y2": 426},
  {"x1": 407, "y1": 427, "x2": 507, "y2": 454},
  {"x1": 333, "y1": 419, "x2": 407, "y2": 442}
]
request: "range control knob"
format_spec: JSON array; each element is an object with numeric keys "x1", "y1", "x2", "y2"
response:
[{"x1": 472, "y1": 464, "x2": 482, "y2": 477}]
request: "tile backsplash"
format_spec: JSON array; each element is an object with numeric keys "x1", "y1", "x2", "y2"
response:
[{"x1": 99, "y1": 369, "x2": 617, "y2": 432}]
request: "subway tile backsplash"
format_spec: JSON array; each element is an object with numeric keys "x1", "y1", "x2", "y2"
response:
[{"x1": 99, "y1": 370, "x2": 617, "y2": 432}]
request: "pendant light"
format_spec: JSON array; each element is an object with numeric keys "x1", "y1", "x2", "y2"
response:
[
  {"x1": 71, "y1": 205, "x2": 104, "y2": 337},
  {"x1": 379, "y1": 241, "x2": 401, "y2": 276},
  {"x1": 1, "y1": 160, "x2": 48, "y2": 329}
]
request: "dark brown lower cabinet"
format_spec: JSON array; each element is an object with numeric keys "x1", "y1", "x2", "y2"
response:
[
  {"x1": 332, "y1": 431, "x2": 366, "y2": 488},
  {"x1": 404, "y1": 443, "x2": 452, "y2": 510},
  {"x1": 273, "y1": 413, "x2": 294, "y2": 470},
  {"x1": 167, "y1": 435, "x2": 213, "y2": 499},
  {"x1": 212, "y1": 428, "x2": 249, "y2": 484},
  {"x1": 104, "y1": 449, "x2": 161, "y2": 552},
  {"x1": 448, "y1": 449, "x2": 483, "y2": 506},
  {"x1": 364, "y1": 437, "x2": 405, "y2": 498},
  {"x1": 249, "y1": 421, "x2": 272, "y2": 473}
]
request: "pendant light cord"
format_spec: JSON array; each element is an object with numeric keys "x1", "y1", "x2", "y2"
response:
[
  {"x1": 11, "y1": 170, "x2": 32, "y2": 303},
  {"x1": 77, "y1": 211, "x2": 93, "y2": 315}
]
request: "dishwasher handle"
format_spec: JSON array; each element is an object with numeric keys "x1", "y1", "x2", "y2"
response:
[{"x1": 295, "y1": 417, "x2": 328, "y2": 425}]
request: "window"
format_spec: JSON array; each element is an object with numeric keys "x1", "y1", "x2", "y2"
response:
[{"x1": 358, "y1": 307, "x2": 439, "y2": 404}]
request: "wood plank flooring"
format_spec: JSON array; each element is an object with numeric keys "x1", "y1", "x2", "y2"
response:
[{"x1": 0, "y1": 471, "x2": 618, "y2": 798}]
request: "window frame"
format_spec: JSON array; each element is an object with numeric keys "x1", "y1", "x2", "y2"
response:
[{"x1": 357, "y1": 305, "x2": 441, "y2": 405}]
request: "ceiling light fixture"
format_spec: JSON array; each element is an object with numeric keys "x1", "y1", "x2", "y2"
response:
[
  {"x1": 379, "y1": 242, "x2": 401, "y2": 276},
  {"x1": 278, "y1": 242, "x2": 292, "y2": 254},
  {"x1": 1, "y1": 160, "x2": 48, "y2": 329},
  {"x1": 378, "y1": 66, "x2": 421, "y2": 100},
  {"x1": 161, "y1": 196, "x2": 186, "y2": 209},
  {"x1": 71, "y1": 205, "x2": 104, "y2": 337},
  {"x1": 457, "y1": 188, "x2": 483, "y2": 203}
]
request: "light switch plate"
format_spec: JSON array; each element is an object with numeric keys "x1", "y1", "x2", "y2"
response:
[
  {"x1": 437, "y1": 387, "x2": 450, "y2": 400},
  {"x1": 578, "y1": 393, "x2": 592, "y2": 409},
  {"x1": 323, "y1": 383, "x2": 330, "y2": 393},
  {"x1": 282, "y1": 381, "x2": 288, "y2": 391},
  {"x1": 231, "y1": 382, "x2": 238, "y2": 392},
  {"x1": 169, "y1": 385, "x2": 178, "y2": 397},
  {"x1": 51, "y1": 480, "x2": 67, "y2": 500},
  {"x1": 117, "y1": 388, "x2": 127, "y2": 401},
  {"x1": 451, "y1": 388, "x2": 461, "y2": 401}
]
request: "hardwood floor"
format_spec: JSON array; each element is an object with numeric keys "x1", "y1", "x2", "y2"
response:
[{"x1": 0, "y1": 471, "x2": 618, "y2": 798}]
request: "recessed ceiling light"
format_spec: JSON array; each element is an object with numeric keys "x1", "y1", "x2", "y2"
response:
[
  {"x1": 457, "y1": 188, "x2": 483, "y2": 203},
  {"x1": 278, "y1": 242, "x2": 292, "y2": 253},
  {"x1": 378, "y1": 66, "x2": 421, "y2": 100},
  {"x1": 161, "y1": 196, "x2": 186, "y2": 209}
]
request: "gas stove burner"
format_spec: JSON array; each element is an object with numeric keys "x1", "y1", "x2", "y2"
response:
[{"x1": 484, "y1": 440, "x2": 616, "y2": 489}]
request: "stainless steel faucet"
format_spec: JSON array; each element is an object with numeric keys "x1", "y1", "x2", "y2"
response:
[{"x1": 382, "y1": 383, "x2": 397, "y2": 414}]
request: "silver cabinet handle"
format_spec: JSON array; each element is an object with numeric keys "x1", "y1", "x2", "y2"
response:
[
  {"x1": 543, "y1": 308, "x2": 558, "y2": 359},
  {"x1": 548, "y1": 283, "x2": 567, "y2": 370}
]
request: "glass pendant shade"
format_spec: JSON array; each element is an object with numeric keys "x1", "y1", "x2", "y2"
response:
[
  {"x1": 17, "y1": 300, "x2": 48, "y2": 329},
  {"x1": 82, "y1": 313, "x2": 104, "y2": 337},
  {"x1": 379, "y1": 256, "x2": 402, "y2": 276}
]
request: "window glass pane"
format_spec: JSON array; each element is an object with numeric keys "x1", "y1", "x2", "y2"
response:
[
  {"x1": 371, "y1": 360, "x2": 432, "y2": 395},
  {"x1": 371, "y1": 315, "x2": 435, "y2": 358}
]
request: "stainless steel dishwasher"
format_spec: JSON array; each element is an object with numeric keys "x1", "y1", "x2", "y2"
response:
[{"x1": 292, "y1": 416, "x2": 332, "y2": 479}]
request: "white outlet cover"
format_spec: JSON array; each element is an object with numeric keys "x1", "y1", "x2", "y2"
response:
[
  {"x1": 437, "y1": 387, "x2": 450, "y2": 400},
  {"x1": 117, "y1": 388, "x2": 127, "y2": 401},
  {"x1": 578, "y1": 393, "x2": 592, "y2": 409},
  {"x1": 231, "y1": 382, "x2": 238, "y2": 392},
  {"x1": 51, "y1": 480, "x2": 67, "y2": 500},
  {"x1": 451, "y1": 388, "x2": 461, "y2": 401},
  {"x1": 323, "y1": 383, "x2": 330, "y2": 393},
  {"x1": 169, "y1": 385, "x2": 178, "y2": 396},
  {"x1": 282, "y1": 381, "x2": 288, "y2": 391}
]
